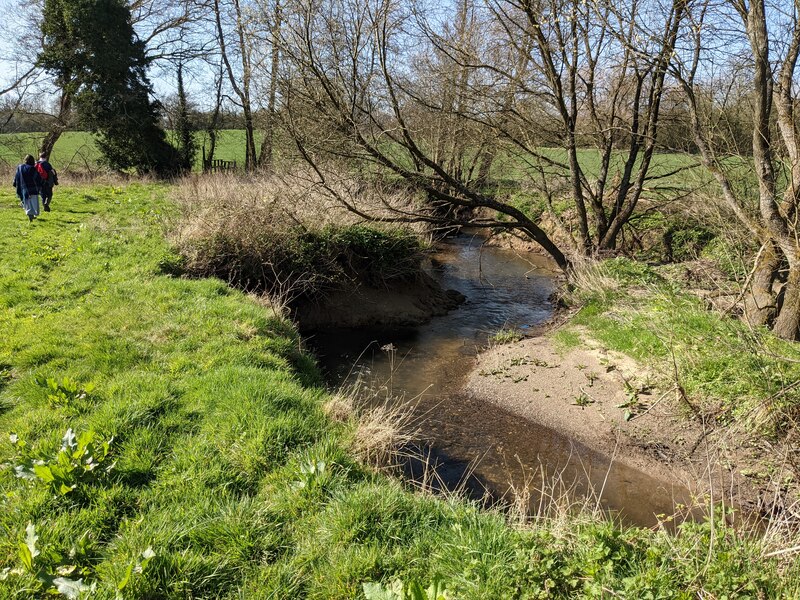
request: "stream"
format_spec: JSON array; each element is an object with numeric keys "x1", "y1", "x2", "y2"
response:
[{"x1": 308, "y1": 233, "x2": 694, "y2": 526}]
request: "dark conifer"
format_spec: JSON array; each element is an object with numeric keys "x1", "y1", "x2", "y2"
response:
[{"x1": 39, "y1": 0, "x2": 179, "y2": 176}]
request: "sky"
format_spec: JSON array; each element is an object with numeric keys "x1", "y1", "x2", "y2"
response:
[{"x1": 0, "y1": 0, "x2": 220, "y2": 112}]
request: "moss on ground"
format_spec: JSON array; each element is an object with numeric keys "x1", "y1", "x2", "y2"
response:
[{"x1": 0, "y1": 185, "x2": 798, "y2": 598}]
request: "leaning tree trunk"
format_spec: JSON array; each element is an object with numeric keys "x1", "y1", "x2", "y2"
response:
[
  {"x1": 40, "y1": 89, "x2": 72, "y2": 158},
  {"x1": 744, "y1": 239, "x2": 782, "y2": 327}
]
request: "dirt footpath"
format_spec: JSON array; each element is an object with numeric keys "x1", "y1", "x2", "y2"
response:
[{"x1": 465, "y1": 331, "x2": 799, "y2": 517}]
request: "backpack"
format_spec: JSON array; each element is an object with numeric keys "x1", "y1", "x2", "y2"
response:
[{"x1": 36, "y1": 162, "x2": 49, "y2": 181}]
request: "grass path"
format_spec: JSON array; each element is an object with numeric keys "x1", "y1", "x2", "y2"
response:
[{"x1": 0, "y1": 184, "x2": 796, "y2": 598}]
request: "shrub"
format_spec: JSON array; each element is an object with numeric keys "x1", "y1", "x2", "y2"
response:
[{"x1": 171, "y1": 173, "x2": 426, "y2": 300}]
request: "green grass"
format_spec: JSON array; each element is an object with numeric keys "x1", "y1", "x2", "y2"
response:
[
  {"x1": 563, "y1": 258, "x2": 800, "y2": 428},
  {"x1": 488, "y1": 327, "x2": 524, "y2": 345},
  {"x1": 1, "y1": 132, "x2": 708, "y2": 186},
  {"x1": 0, "y1": 130, "x2": 248, "y2": 172},
  {"x1": 551, "y1": 328, "x2": 582, "y2": 353},
  {"x1": 0, "y1": 185, "x2": 798, "y2": 597},
  {"x1": 490, "y1": 147, "x2": 703, "y2": 183}
]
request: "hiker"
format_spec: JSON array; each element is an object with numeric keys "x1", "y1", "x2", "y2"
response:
[
  {"x1": 36, "y1": 153, "x2": 58, "y2": 212},
  {"x1": 12, "y1": 154, "x2": 43, "y2": 222}
]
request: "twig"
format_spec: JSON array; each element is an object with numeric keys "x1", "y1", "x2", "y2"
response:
[
  {"x1": 725, "y1": 241, "x2": 767, "y2": 315},
  {"x1": 763, "y1": 544, "x2": 800, "y2": 558},
  {"x1": 629, "y1": 386, "x2": 674, "y2": 421},
  {"x1": 670, "y1": 345, "x2": 699, "y2": 416}
]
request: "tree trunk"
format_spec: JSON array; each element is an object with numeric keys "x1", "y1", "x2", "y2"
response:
[
  {"x1": 40, "y1": 128, "x2": 64, "y2": 160},
  {"x1": 40, "y1": 89, "x2": 73, "y2": 158},
  {"x1": 243, "y1": 109, "x2": 257, "y2": 172},
  {"x1": 773, "y1": 259, "x2": 800, "y2": 340},
  {"x1": 258, "y1": 0, "x2": 281, "y2": 171},
  {"x1": 744, "y1": 239, "x2": 781, "y2": 327}
]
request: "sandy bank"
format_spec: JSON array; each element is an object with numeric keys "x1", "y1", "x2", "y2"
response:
[{"x1": 465, "y1": 330, "x2": 798, "y2": 517}]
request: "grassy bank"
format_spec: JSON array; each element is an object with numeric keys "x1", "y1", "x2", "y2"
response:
[
  {"x1": 1, "y1": 184, "x2": 798, "y2": 598},
  {"x1": 558, "y1": 259, "x2": 800, "y2": 432}
]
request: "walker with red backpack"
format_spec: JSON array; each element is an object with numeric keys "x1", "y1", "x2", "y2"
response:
[{"x1": 36, "y1": 155, "x2": 59, "y2": 212}]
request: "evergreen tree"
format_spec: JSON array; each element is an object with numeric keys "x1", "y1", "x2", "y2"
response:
[{"x1": 39, "y1": 0, "x2": 178, "y2": 176}]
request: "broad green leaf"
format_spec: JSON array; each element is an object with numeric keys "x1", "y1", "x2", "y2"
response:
[
  {"x1": 408, "y1": 581, "x2": 426, "y2": 600},
  {"x1": 362, "y1": 581, "x2": 401, "y2": 600},
  {"x1": 426, "y1": 577, "x2": 448, "y2": 600},
  {"x1": 140, "y1": 547, "x2": 155, "y2": 566},
  {"x1": 14, "y1": 464, "x2": 37, "y2": 481},
  {"x1": 33, "y1": 464, "x2": 56, "y2": 483},
  {"x1": 18, "y1": 541, "x2": 33, "y2": 572},
  {"x1": 61, "y1": 429, "x2": 77, "y2": 451},
  {"x1": 50, "y1": 463, "x2": 69, "y2": 480},
  {"x1": 116, "y1": 563, "x2": 134, "y2": 591},
  {"x1": 77, "y1": 430, "x2": 95, "y2": 449},
  {"x1": 24, "y1": 523, "x2": 39, "y2": 560}
]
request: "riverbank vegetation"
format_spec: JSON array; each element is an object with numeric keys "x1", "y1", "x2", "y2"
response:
[
  {"x1": 3, "y1": 182, "x2": 799, "y2": 597},
  {"x1": 562, "y1": 259, "x2": 800, "y2": 428},
  {"x1": 169, "y1": 173, "x2": 427, "y2": 302}
]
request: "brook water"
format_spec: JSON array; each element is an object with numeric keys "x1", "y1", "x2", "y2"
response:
[{"x1": 309, "y1": 234, "x2": 693, "y2": 526}]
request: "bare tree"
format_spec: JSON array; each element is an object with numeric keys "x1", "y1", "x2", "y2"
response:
[
  {"x1": 675, "y1": 0, "x2": 800, "y2": 340},
  {"x1": 257, "y1": 0, "x2": 282, "y2": 170},
  {"x1": 281, "y1": 0, "x2": 574, "y2": 268},
  {"x1": 213, "y1": 0, "x2": 258, "y2": 170},
  {"x1": 211, "y1": 0, "x2": 285, "y2": 171},
  {"x1": 0, "y1": 0, "x2": 54, "y2": 152},
  {"x1": 280, "y1": 0, "x2": 688, "y2": 271}
]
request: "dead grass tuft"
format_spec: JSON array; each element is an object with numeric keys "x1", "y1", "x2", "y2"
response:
[
  {"x1": 168, "y1": 170, "x2": 427, "y2": 301},
  {"x1": 570, "y1": 259, "x2": 620, "y2": 295},
  {"x1": 350, "y1": 401, "x2": 418, "y2": 468},
  {"x1": 323, "y1": 393, "x2": 355, "y2": 424}
]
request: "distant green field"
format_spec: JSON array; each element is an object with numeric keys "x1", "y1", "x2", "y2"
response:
[
  {"x1": 0, "y1": 130, "x2": 248, "y2": 172},
  {"x1": 0, "y1": 131, "x2": 709, "y2": 197}
]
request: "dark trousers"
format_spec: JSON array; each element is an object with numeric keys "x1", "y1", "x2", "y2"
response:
[{"x1": 41, "y1": 184, "x2": 53, "y2": 207}]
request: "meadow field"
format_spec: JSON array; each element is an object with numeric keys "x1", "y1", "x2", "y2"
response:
[
  {"x1": 0, "y1": 131, "x2": 248, "y2": 173},
  {"x1": 0, "y1": 131, "x2": 706, "y2": 188}
]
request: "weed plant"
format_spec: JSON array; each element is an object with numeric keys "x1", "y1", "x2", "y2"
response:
[
  {"x1": 0, "y1": 184, "x2": 798, "y2": 597},
  {"x1": 489, "y1": 327, "x2": 524, "y2": 346}
]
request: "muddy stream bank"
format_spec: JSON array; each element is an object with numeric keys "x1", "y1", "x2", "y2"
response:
[{"x1": 305, "y1": 234, "x2": 695, "y2": 527}]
